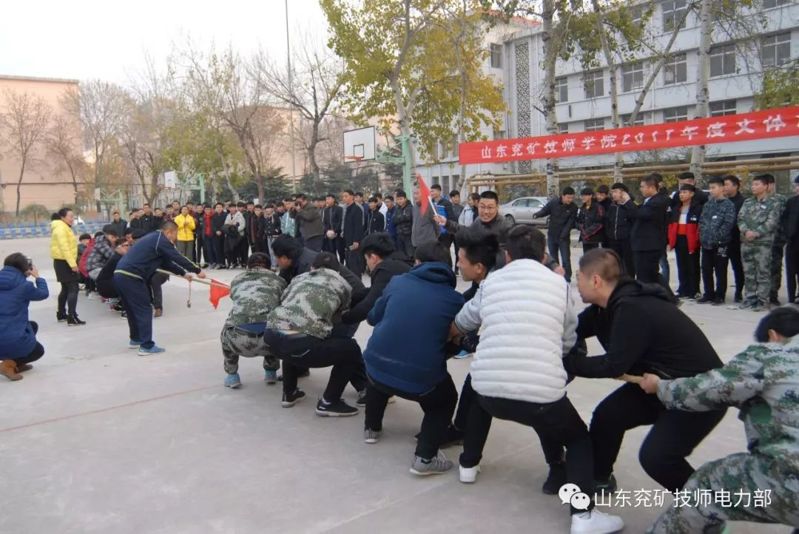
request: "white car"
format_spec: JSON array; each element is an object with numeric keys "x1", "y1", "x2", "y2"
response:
[{"x1": 500, "y1": 196, "x2": 550, "y2": 226}]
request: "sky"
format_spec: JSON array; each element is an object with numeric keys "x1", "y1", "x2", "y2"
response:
[{"x1": 0, "y1": 0, "x2": 329, "y2": 84}]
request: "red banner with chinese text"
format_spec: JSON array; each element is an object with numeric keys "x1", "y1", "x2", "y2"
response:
[{"x1": 458, "y1": 106, "x2": 799, "y2": 164}]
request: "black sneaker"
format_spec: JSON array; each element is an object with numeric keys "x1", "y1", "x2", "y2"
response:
[
  {"x1": 281, "y1": 389, "x2": 306, "y2": 408},
  {"x1": 56, "y1": 311, "x2": 67, "y2": 322},
  {"x1": 67, "y1": 315, "x2": 86, "y2": 326},
  {"x1": 595, "y1": 474, "x2": 618, "y2": 495},
  {"x1": 356, "y1": 389, "x2": 367, "y2": 407},
  {"x1": 542, "y1": 462, "x2": 567, "y2": 495},
  {"x1": 696, "y1": 295, "x2": 714, "y2": 304},
  {"x1": 315, "y1": 398, "x2": 359, "y2": 417},
  {"x1": 734, "y1": 293, "x2": 743, "y2": 303},
  {"x1": 440, "y1": 425, "x2": 465, "y2": 449},
  {"x1": 770, "y1": 296, "x2": 781, "y2": 306},
  {"x1": 711, "y1": 298, "x2": 725, "y2": 306}
]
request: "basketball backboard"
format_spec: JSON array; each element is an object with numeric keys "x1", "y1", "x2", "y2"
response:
[{"x1": 343, "y1": 126, "x2": 376, "y2": 162}]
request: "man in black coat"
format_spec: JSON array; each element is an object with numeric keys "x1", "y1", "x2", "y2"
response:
[
  {"x1": 392, "y1": 191, "x2": 414, "y2": 259},
  {"x1": 724, "y1": 174, "x2": 746, "y2": 302},
  {"x1": 618, "y1": 174, "x2": 670, "y2": 286},
  {"x1": 563, "y1": 249, "x2": 725, "y2": 493},
  {"x1": 341, "y1": 233, "x2": 410, "y2": 325},
  {"x1": 341, "y1": 189, "x2": 366, "y2": 277},
  {"x1": 322, "y1": 193, "x2": 345, "y2": 263},
  {"x1": 783, "y1": 175, "x2": 799, "y2": 303},
  {"x1": 211, "y1": 203, "x2": 228, "y2": 268},
  {"x1": 534, "y1": 187, "x2": 578, "y2": 281},
  {"x1": 605, "y1": 183, "x2": 635, "y2": 277}
]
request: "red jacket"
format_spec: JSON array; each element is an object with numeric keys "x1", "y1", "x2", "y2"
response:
[{"x1": 668, "y1": 204, "x2": 701, "y2": 253}]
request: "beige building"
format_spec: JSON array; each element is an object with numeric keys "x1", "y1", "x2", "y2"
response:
[{"x1": 0, "y1": 74, "x2": 82, "y2": 215}]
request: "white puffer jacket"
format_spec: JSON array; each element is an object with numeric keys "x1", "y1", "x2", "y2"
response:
[{"x1": 454, "y1": 258, "x2": 577, "y2": 404}]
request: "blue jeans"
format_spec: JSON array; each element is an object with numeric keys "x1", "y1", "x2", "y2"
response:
[{"x1": 114, "y1": 274, "x2": 155, "y2": 349}]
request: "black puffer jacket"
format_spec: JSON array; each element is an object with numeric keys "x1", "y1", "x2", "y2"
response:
[
  {"x1": 564, "y1": 278, "x2": 722, "y2": 379},
  {"x1": 342, "y1": 258, "x2": 410, "y2": 324}
]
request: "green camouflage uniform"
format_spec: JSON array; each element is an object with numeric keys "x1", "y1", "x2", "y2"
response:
[
  {"x1": 648, "y1": 336, "x2": 799, "y2": 533},
  {"x1": 770, "y1": 193, "x2": 788, "y2": 302},
  {"x1": 266, "y1": 267, "x2": 351, "y2": 340},
  {"x1": 738, "y1": 196, "x2": 781, "y2": 306},
  {"x1": 221, "y1": 269, "x2": 287, "y2": 374}
]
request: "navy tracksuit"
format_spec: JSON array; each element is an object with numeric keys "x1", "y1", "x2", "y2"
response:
[{"x1": 114, "y1": 231, "x2": 200, "y2": 349}]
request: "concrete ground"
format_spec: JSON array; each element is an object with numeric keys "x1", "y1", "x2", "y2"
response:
[{"x1": 0, "y1": 237, "x2": 794, "y2": 534}]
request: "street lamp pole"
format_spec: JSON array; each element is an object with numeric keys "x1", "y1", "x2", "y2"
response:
[{"x1": 285, "y1": 0, "x2": 297, "y2": 193}]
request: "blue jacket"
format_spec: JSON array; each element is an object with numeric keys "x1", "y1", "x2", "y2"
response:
[
  {"x1": 116, "y1": 231, "x2": 200, "y2": 281},
  {"x1": 0, "y1": 266, "x2": 48, "y2": 359},
  {"x1": 364, "y1": 262, "x2": 464, "y2": 394}
]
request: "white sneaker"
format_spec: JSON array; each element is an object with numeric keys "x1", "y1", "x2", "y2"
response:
[
  {"x1": 570, "y1": 509, "x2": 624, "y2": 534},
  {"x1": 459, "y1": 464, "x2": 480, "y2": 484}
]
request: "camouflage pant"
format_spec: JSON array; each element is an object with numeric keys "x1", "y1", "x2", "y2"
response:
[
  {"x1": 648, "y1": 453, "x2": 799, "y2": 533},
  {"x1": 742, "y1": 242, "x2": 772, "y2": 306},
  {"x1": 771, "y1": 243, "x2": 785, "y2": 301},
  {"x1": 220, "y1": 326, "x2": 279, "y2": 375}
]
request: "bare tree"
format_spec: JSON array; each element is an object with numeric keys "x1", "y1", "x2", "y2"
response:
[
  {"x1": 0, "y1": 90, "x2": 52, "y2": 215},
  {"x1": 254, "y1": 39, "x2": 343, "y2": 182},
  {"x1": 46, "y1": 113, "x2": 86, "y2": 203},
  {"x1": 62, "y1": 80, "x2": 130, "y2": 202}
]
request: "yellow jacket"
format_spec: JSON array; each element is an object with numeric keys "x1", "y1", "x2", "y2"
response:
[
  {"x1": 50, "y1": 219, "x2": 78, "y2": 268},
  {"x1": 175, "y1": 213, "x2": 196, "y2": 241}
]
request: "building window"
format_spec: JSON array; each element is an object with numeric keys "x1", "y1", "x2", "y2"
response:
[
  {"x1": 555, "y1": 77, "x2": 568, "y2": 103},
  {"x1": 558, "y1": 123, "x2": 569, "y2": 133},
  {"x1": 490, "y1": 43, "x2": 502, "y2": 68},
  {"x1": 663, "y1": 106, "x2": 688, "y2": 123},
  {"x1": 761, "y1": 32, "x2": 791, "y2": 68},
  {"x1": 621, "y1": 113, "x2": 646, "y2": 126},
  {"x1": 709, "y1": 100, "x2": 737, "y2": 117},
  {"x1": 622, "y1": 61, "x2": 645, "y2": 92},
  {"x1": 664, "y1": 53, "x2": 687, "y2": 85},
  {"x1": 763, "y1": 0, "x2": 789, "y2": 8},
  {"x1": 584, "y1": 118, "x2": 606, "y2": 131},
  {"x1": 629, "y1": 4, "x2": 645, "y2": 25},
  {"x1": 662, "y1": 0, "x2": 688, "y2": 32},
  {"x1": 584, "y1": 70, "x2": 604, "y2": 98},
  {"x1": 710, "y1": 44, "x2": 736, "y2": 77}
]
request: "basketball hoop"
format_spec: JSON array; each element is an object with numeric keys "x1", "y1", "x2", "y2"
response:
[{"x1": 344, "y1": 155, "x2": 365, "y2": 163}]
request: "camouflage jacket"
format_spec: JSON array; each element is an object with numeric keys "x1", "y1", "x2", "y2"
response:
[
  {"x1": 737, "y1": 195, "x2": 780, "y2": 245},
  {"x1": 225, "y1": 269, "x2": 287, "y2": 327},
  {"x1": 267, "y1": 267, "x2": 352, "y2": 339},
  {"x1": 658, "y1": 336, "x2": 799, "y2": 466}
]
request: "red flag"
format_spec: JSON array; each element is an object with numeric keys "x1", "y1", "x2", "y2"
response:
[
  {"x1": 417, "y1": 174, "x2": 431, "y2": 216},
  {"x1": 209, "y1": 280, "x2": 231, "y2": 309}
]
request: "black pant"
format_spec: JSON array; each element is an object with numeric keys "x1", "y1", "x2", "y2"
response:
[
  {"x1": 214, "y1": 235, "x2": 226, "y2": 266},
  {"x1": 365, "y1": 374, "x2": 457, "y2": 460},
  {"x1": 461, "y1": 393, "x2": 594, "y2": 515},
  {"x1": 582, "y1": 242, "x2": 600, "y2": 253},
  {"x1": 453, "y1": 373, "x2": 476, "y2": 431},
  {"x1": 15, "y1": 321, "x2": 45, "y2": 364},
  {"x1": 58, "y1": 280, "x2": 79, "y2": 316},
  {"x1": 590, "y1": 383, "x2": 726, "y2": 491},
  {"x1": 547, "y1": 237, "x2": 572, "y2": 281},
  {"x1": 203, "y1": 236, "x2": 218, "y2": 265},
  {"x1": 771, "y1": 243, "x2": 785, "y2": 301},
  {"x1": 635, "y1": 249, "x2": 663, "y2": 286},
  {"x1": 787, "y1": 241, "x2": 799, "y2": 303},
  {"x1": 396, "y1": 234, "x2": 414, "y2": 261},
  {"x1": 728, "y1": 238, "x2": 744, "y2": 298},
  {"x1": 674, "y1": 236, "x2": 699, "y2": 297},
  {"x1": 150, "y1": 272, "x2": 168, "y2": 310},
  {"x1": 304, "y1": 235, "x2": 323, "y2": 252},
  {"x1": 346, "y1": 247, "x2": 365, "y2": 277},
  {"x1": 237, "y1": 237, "x2": 249, "y2": 266},
  {"x1": 608, "y1": 239, "x2": 635, "y2": 277},
  {"x1": 701, "y1": 246, "x2": 729, "y2": 301},
  {"x1": 279, "y1": 336, "x2": 364, "y2": 402}
]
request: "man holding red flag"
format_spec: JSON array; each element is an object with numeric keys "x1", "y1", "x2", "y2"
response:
[{"x1": 412, "y1": 176, "x2": 440, "y2": 249}]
